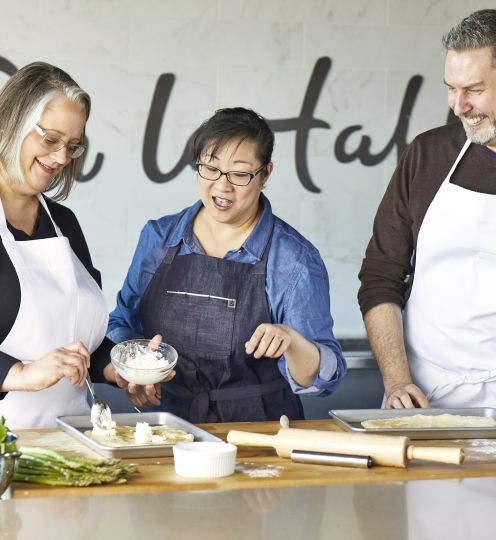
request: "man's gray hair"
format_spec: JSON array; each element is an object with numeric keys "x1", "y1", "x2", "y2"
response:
[{"x1": 442, "y1": 9, "x2": 496, "y2": 63}]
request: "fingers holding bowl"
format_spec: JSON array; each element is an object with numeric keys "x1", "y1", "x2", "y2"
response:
[{"x1": 110, "y1": 338, "x2": 178, "y2": 386}]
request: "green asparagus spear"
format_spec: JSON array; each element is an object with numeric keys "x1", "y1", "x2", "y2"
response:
[{"x1": 13, "y1": 447, "x2": 138, "y2": 486}]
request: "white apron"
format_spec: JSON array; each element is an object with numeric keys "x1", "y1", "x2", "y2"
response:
[
  {"x1": 404, "y1": 139, "x2": 496, "y2": 407},
  {"x1": 0, "y1": 194, "x2": 108, "y2": 428}
]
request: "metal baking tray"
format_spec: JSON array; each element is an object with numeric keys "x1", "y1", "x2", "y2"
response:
[
  {"x1": 329, "y1": 408, "x2": 496, "y2": 439},
  {"x1": 56, "y1": 412, "x2": 222, "y2": 458}
]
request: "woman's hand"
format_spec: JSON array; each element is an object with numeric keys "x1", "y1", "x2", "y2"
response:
[
  {"x1": 5, "y1": 342, "x2": 90, "y2": 392},
  {"x1": 105, "y1": 373, "x2": 170, "y2": 408},
  {"x1": 246, "y1": 324, "x2": 321, "y2": 388},
  {"x1": 245, "y1": 324, "x2": 293, "y2": 359},
  {"x1": 113, "y1": 370, "x2": 176, "y2": 408},
  {"x1": 125, "y1": 380, "x2": 164, "y2": 408},
  {"x1": 104, "y1": 334, "x2": 176, "y2": 408}
]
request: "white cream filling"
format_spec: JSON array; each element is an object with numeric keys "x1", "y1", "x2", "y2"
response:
[
  {"x1": 91, "y1": 419, "x2": 117, "y2": 438},
  {"x1": 134, "y1": 421, "x2": 153, "y2": 443},
  {"x1": 91, "y1": 405, "x2": 116, "y2": 437},
  {"x1": 124, "y1": 350, "x2": 167, "y2": 369}
]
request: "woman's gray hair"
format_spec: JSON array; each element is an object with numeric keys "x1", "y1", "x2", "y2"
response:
[
  {"x1": 0, "y1": 61, "x2": 91, "y2": 200},
  {"x1": 442, "y1": 9, "x2": 496, "y2": 64}
]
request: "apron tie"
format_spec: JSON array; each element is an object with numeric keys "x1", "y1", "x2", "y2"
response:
[
  {"x1": 164, "y1": 378, "x2": 290, "y2": 423},
  {"x1": 427, "y1": 368, "x2": 496, "y2": 401}
]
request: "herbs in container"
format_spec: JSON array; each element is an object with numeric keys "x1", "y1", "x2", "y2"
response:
[{"x1": 111, "y1": 339, "x2": 178, "y2": 385}]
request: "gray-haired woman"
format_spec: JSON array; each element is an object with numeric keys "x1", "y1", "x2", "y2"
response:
[{"x1": 0, "y1": 62, "x2": 120, "y2": 428}]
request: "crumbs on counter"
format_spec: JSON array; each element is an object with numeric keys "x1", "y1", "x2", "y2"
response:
[{"x1": 236, "y1": 462, "x2": 285, "y2": 478}]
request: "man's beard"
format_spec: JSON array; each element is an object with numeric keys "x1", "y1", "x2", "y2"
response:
[{"x1": 461, "y1": 115, "x2": 496, "y2": 146}]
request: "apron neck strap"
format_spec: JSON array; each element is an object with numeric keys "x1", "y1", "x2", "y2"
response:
[
  {"x1": 164, "y1": 221, "x2": 275, "y2": 274},
  {"x1": 164, "y1": 243, "x2": 181, "y2": 264},
  {"x1": 0, "y1": 193, "x2": 62, "y2": 241},
  {"x1": 445, "y1": 139, "x2": 471, "y2": 184},
  {"x1": 36, "y1": 194, "x2": 63, "y2": 237},
  {"x1": 0, "y1": 196, "x2": 13, "y2": 239}
]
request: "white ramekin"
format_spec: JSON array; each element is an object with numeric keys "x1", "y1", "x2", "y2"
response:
[{"x1": 173, "y1": 441, "x2": 237, "y2": 478}]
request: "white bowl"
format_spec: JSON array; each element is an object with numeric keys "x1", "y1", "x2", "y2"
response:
[
  {"x1": 110, "y1": 339, "x2": 178, "y2": 385},
  {"x1": 173, "y1": 442, "x2": 237, "y2": 478}
]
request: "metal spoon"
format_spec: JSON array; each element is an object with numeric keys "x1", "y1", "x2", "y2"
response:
[{"x1": 85, "y1": 374, "x2": 113, "y2": 430}]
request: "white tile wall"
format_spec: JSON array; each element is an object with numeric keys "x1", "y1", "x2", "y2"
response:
[
  {"x1": 388, "y1": 0, "x2": 490, "y2": 25},
  {"x1": 0, "y1": 0, "x2": 485, "y2": 336},
  {"x1": 219, "y1": 0, "x2": 388, "y2": 25}
]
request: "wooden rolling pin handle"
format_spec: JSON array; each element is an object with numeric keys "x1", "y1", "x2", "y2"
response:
[
  {"x1": 227, "y1": 430, "x2": 276, "y2": 448},
  {"x1": 406, "y1": 445, "x2": 464, "y2": 465}
]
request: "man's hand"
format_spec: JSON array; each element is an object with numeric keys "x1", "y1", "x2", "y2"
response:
[
  {"x1": 385, "y1": 383, "x2": 430, "y2": 409},
  {"x1": 364, "y1": 304, "x2": 428, "y2": 409}
]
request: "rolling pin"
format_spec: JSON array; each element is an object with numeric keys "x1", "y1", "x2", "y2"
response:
[{"x1": 227, "y1": 427, "x2": 464, "y2": 467}]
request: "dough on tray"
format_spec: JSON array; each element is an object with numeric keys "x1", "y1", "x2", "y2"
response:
[
  {"x1": 86, "y1": 424, "x2": 194, "y2": 447},
  {"x1": 361, "y1": 413, "x2": 496, "y2": 429}
]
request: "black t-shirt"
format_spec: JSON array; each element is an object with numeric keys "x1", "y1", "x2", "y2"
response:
[{"x1": 0, "y1": 196, "x2": 113, "y2": 394}]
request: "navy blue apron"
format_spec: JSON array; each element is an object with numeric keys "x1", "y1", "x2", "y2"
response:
[{"x1": 139, "y1": 225, "x2": 304, "y2": 423}]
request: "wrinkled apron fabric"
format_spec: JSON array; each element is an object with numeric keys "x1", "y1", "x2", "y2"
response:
[
  {"x1": 0, "y1": 195, "x2": 108, "y2": 428},
  {"x1": 140, "y1": 229, "x2": 304, "y2": 423},
  {"x1": 404, "y1": 139, "x2": 496, "y2": 407}
]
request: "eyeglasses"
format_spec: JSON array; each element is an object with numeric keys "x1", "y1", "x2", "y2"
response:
[
  {"x1": 195, "y1": 162, "x2": 266, "y2": 186},
  {"x1": 34, "y1": 124, "x2": 86, "y2": 159}
]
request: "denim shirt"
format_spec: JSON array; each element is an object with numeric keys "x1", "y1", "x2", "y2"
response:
[{"x1": 107, "y1": 194, "x2": 346, "y2": 395}]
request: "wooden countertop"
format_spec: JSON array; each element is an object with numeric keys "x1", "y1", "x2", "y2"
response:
[{"x1": 11, "y1": 419, "x2": 496, "y2": 499}]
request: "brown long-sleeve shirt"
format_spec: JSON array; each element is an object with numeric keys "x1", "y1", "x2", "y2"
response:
[{"x1": 358, "y1": 121, "x2": 496, "y2": 316}]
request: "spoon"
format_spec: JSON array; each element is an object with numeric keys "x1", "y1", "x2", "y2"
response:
[{"x1": 85, "y1": 374, "x2": 114, "y2": 430}]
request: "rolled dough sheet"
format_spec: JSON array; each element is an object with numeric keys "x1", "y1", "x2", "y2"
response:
[{"x1": 361, "y1": 413, "x2": 496, "y2": 429}]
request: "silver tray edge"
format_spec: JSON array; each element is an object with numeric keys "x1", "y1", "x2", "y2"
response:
[
  {"x1": 56, "y1": 412, "x2": 222, "y2": 459},
  {"x1": 328, "y1": 407, "x2": 496, "y2": 440}
]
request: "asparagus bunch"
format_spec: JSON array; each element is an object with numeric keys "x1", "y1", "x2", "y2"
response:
[{"x1": 13, "y1": 447, "x2": 138, "y2": 486}]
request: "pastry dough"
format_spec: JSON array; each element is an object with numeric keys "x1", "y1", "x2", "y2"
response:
[
  {"x1": 85, "y1": 424, "x2": 194, "y2": 447},
  {"x1": 361, "y1": 414, "x2": 496, "y2": 429}
]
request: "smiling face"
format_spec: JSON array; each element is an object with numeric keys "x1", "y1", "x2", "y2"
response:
[
  {"x1": 444, "y1": 46, "x2": 496, "y2": 150},
  {"x1": 197, "y1": 138, "x2": 272, "y2": 228},
  {"x1": 19, "y1": 96, "x2": 86, "y2": 195}
]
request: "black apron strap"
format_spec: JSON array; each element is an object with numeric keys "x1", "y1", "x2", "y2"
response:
[
  {"x1": 165, "y1": 377, "x2": 289, "y2": 402},
  {"x1": 208, "y1": 377, "x2": 289, "y2": 401},
  {"x1": 163, "y1": 243, "x2": 181, "y2": 265},
  {"x1": 164, "y1": 377, "x2": 290, "y2": 421}
]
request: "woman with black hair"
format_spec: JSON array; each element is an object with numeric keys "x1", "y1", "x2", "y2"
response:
[{"x1": 108, "y1": 107, "x2": 346, "y2": 423}]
